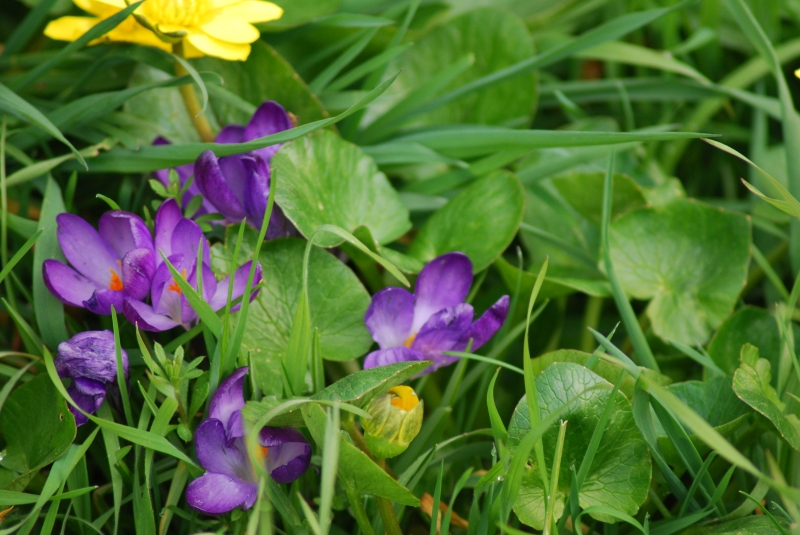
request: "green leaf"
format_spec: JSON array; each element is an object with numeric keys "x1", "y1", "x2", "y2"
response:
[
  {"x1": 312, "y1": 361, "x2": 431, "y2": 408},
  {"x1": 655, "y1": 377, "x2": 752, "y2": 465},
  {"x1": 552, "y1": 172, "x2": 648, "y2": 226},
  {"x1": 302, "y1": 403, "x2": 419, "y2": 506},
  {"x1": 371, "y1": 7, "x2": 536, "y2": 128},
  {"x1": 0, "y1": 83, "x2": 85, "y2": 168},
  {"x1": 708, "y1": 307, "x2": 781, "y2": 376},
  {"x1": 529, "y1": 349, "x2": 637, "y2": 399},
  {"x1": 733, "y1": 344, "x2": 800, "y2": 450},
  {"x1": 273, "y1": 130, "x2": 410, "y2": 247},
  {"x1": 260, "y1": 0, "x2": 340, "y2": 30},
  {"x1": 609, "y1": 200, "x2": 751, "y2": 345},
  {"x1": 194, "y1": 41, "x2": 327, "y2": 126},
  {"x1": 680, "y1": 516, "x2": 789, "y2": 535},
  {"x1": 241, "y1": 238, "x2": 372, "y2": 396},
  {"x1": 408, "y1": 171, "x2": 524, "y2": 272},
  {"x1": 0, "y1": 374, "x2": 76, "y2": 478},
  {"x1": 507, "y1": 363, "x2": 650, "y2": 530},
  {"x1": 241, "y1": 397, "x2": 306, "y2": 429}
]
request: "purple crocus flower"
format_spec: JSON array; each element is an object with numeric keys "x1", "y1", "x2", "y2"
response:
[
  {"x1": 55, "y1": 330, "x2": 128, "y2": 426},
  {"x1": 363, "y1": 252, "x2": 510, "y2": 373},
  {"x1": 123, "y1": 199, "x2": 263, "y2": 332},
  {"x1": 43, "y1": 211, "x2": 155, "y2": 315},
  {"x1": 194, "y1": 101, "x2": 293, "y2": 238},
  {"x1": 186, "y1": 367, "x2": 311, "y2": 515},
  {"x1": 152, "y1": 137, "x2": 216, "y2": 216}
]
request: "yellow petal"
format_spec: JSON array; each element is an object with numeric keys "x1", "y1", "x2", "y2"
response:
[
  {"x1": 200, "y1": 17, "x2": 259, "y2": 44},
  {"x1": 74, "y1": 0, "x2": 118, "y2": 16},
  {"x1": 186, "y1": 32, "x2": 250, "y2": 60},
  {"x1": 44, "y1": 16, "x2": 100, "y2": 42},
  {"x1": 216, "y1": 0, "x2": 282, "y2": 23},
  {"x1": 183, "y1": 39, "x2": 206, "y2": 58}
]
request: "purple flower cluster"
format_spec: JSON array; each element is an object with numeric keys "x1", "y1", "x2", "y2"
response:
[
  {"x1": 43, "y1": 199, "x2": 261, "y2": 332},
  {"x1": 364, "y1": 252, "x2": 510, "y2": 374},
  {"x1": 187, "y1": 367, "x2": 311, "y2": 515},
  {"x1": 154, "y1": 101, "x2": 294, "y2": 238},
  {"x1": 55, "y1": 330, "x2": 128, "y2": 426}
]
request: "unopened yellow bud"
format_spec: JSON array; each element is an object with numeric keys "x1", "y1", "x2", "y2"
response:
[{"x1": 361, "y1": 386, "x2": 423, "y2": 458}]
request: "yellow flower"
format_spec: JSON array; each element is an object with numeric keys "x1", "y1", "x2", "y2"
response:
[{"x1": 45, "y1": 0, "x2": 283, "y2": 61}]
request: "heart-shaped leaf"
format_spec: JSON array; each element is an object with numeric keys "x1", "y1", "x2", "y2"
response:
[{"x1": 708, "y1": 306, "x2": 780, "y2": 376}]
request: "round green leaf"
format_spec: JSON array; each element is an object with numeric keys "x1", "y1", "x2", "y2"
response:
[
  {"x1": 242, "y1": 238, "x2": 373, "y2": 396},
  {"x1": 708, "y1": 306, "x2": 780, "y2": 375},
  {"x1": 609, "y1": 200, "x2": 751, "y2": 345},
  {"x1": 507, "y1": 363, "x2": 651, "y2": 529},
  {"x1": 273, "y1": 130, "x2": 411, "y2": 247},
  {"x1": 372, "y1": 7, "x2": 536, "y2": 127},
  {"x1": 528, "y1": 349, "x2": 637, "y2": 399},
  {"x1": 408, "y1": 171, "x2": 524, "y2": 272}
]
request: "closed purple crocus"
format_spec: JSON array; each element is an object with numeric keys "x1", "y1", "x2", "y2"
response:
[
  {"x1": 363, "y1": 252, "x2": 510, "y2": 373},
  {"x1": 43, "y1": 211, "x2": 155, "y2": 315},
  {"x1": 153, "y1": 137, "x2": 216, "y2": 216},
  {"x1": 123, "y1": 199, "x2": 262, "y2": 332},
  {"x1": 194, "y1": 101, "x2": 293, "y2": 238},
  {"x1": 55, "y1": 330, "x2": 128, "y2": 426},
  {"x1": 186, "y1": 367, "x2": 311, "y2": 515}
]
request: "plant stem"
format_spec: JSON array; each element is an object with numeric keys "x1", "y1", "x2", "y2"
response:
[
  {"x1": 344, "y1": 487, "x2": 376, "y2": 535},
  {"x1": 172, "y1": 43, "x2": 215, "y2": 143},
  {"x1": 376, "y1": 492, "x2": 403, "y2": 535}
]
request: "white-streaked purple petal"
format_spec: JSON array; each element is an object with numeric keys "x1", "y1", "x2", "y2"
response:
[
  {"x1": 209, "y1": 367, "x2": 248, "y2": 430},
  {"x1": 98, "y1": 211, "x2": 153, "y2": 258},
  {"x1": 55, "y1": 330, "x2": 127, "y2": 383},
  {"x1": 364, "y1": 287, "x2": 414, "y2": 349},
  {"x1": 195, "y1": 150, "x2": 247, "y2": 221},
  {"x1": 462, "y1": 295, "x2": 510, "y2": 351},
  {"x1": 216, "y1": 125, "x2": 245, "y2": 144},
  {"x1": 363, "y1": 347, "x2": 425, "y2": 369},
  {"x1": 186, "y1": 473, "x2": 258, "y2": 515},
  {"x1": 83, "y1": 288, "x2": 124, "y2": 316},
  {"x1": 241, "y1": 155, "x2": 269, "y2": 224},
  {"x1": 56, "y1": 213, "x2": 120, "y2": 287},
  {"x1": 67, "y1": 377, "x2": 106, "y2": 426},
  {"x1": 121, "y1": 248, "x2": 156, "y2": 300},
  {"x1": 208, "y1": 261, "x2": 262, "y2": 311},
  {"x1": 42, "y1": 260, "x2": 98, "y2": 308},
  {"x1": 154, "y1": 199, "x2": 183, "y2": 263},
  {"x1": 243, "y1": 101, "x2": 292, "y2": 162},
  {"x1": 123, "y1": 298, "x2": 181, "y2": 332},
  {"x1": 194, "y1": 418, "x2": 250, "y2": 477},
  {"x1": 412, "y1": 252, "x2": 473, "y2": 333},
  {"x1": 412, "y1": 303, "x2": 474, "y2": 370}
]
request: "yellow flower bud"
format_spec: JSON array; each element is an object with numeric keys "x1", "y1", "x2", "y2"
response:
[{"x1": 362, "y1": 386, "x2": 423, "y2": 459}]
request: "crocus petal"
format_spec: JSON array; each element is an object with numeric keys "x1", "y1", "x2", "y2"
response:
[
  {"x1": 186, "y1": 472, "x2": 258, "y2": 515},
  {"x1": 266, "y1": 442, "x2": 311, "y2": 484},
  {"x1": 123, "y1": 298, "x2": 181, "y2": 332},
  {"x1": 98, "y1": 211, "x2": 153, "y2": 258},
  {"x1": 194, "y1": 418, "x2": 250, "y2": 477},
  {"x1": 243, "y1": 101, "x2": 292, "y2": 162},
  {"x1": 412, "y1": 303, "x2": 474, "y2": 370},
  {"x1": 209, "y1": 367, "x2": 248, "y2": 429},
  {"x1": 364, "y1": 347, "x2": 425, "y2": 369},
  {"x1": 56, "y1": 213, "x2": 120, "y2": 287},
  {"x1": 83, "y1": 288, "x2": 124, "y2": 316},
  {"x1": 121, "y1": 248, "x2": 156, "y2": 300},
  {"x1": 364, "y1": 287, "x2": 414, "y2": 349},
  {"x1": 266, "y1": 205, "x2": 294, "y2": 239},
  {"x1": 412, "y1": 252, "x2": 473, "y2": 333},
  {"x1": 170, "y1": 219, "x2": 211, "y2": 266},
  {"x1": 56, "y1": 330, "x2": 126, "y2": 383},
  {"x1": 241, "y1": 155, "x2": 269, "y2": 224},
  {"x1": 208, "y1": 261, "x2": 262, "y2": 311},
  {"x1": 42, "y1": 260, "x2": 98, "y2": 308},
  {"x1": 216, "y1": 125, "x2": 245, "y2": 144},
  {"x1": 462, "y1": 295, "x2": 510, "y2": 351},
  {"x1": 67, "y1": 377, "x2": 106, "y2": 426},
  {"x1": 154, "y1": 199, "x2": 183, "y2": 262},
  {"x1": 195, "y1": 150, "x2": 247, "y2": 221}
]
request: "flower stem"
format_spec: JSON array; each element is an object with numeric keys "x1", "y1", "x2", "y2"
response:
[
  {"x1": 172, "y1": 43, "x2": 215, "y2": 143},
  {"x1": 376, "y1": 459, "x2": 403, "y2": 535},
  {"x1": 344, "y1": 486, "x2": 376, "y2": 535}
]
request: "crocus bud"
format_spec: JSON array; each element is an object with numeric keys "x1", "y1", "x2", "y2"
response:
[
  {"x1": 362, "y1": 386, "x2": 423, "y2": 458},
  {"x1": 55, "y1": 330, "x2": 128, "y2": 426}
]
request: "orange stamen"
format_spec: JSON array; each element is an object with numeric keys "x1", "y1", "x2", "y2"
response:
[
  {"x1": 108, "y1": 260, "x2": 124, "y2": 291},
  {"x1": 260, "y1": 446, "x2": 270, "y2": 460},
  {"x1": 403, "y1": 333, "x2": 417, "y2": 348},
  {"x1": 168, "y1": 269, "x2": 188, "y2": 294}
]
